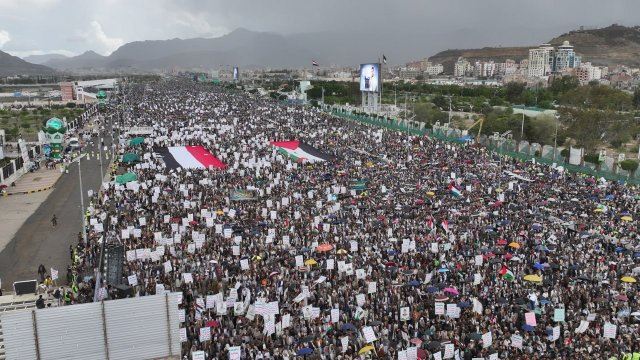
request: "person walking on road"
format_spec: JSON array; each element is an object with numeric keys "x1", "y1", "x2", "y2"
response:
[
  {"x1": 51, "y1": 214, "x2": 57, "y2": 227},
  {"x1": 37, "y1": 264, "x2": 46, "y2": 282}
]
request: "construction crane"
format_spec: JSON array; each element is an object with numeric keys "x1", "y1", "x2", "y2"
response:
[{"x1": 466, "y1": 117, "x2": 485, "y2": 142}]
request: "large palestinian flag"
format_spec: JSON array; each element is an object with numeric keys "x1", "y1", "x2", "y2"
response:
[
  {"x1": 157, "y1": 146, "x2": 226, "y2": 169},
  {"x1": 271, "y1": 141, "x2": 334, "y2": 163}
]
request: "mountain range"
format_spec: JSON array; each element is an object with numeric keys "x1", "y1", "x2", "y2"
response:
[
  {"x1": 1, "y1": 25, "x2": 640, "y2": 76},
  {"x1": 0, "y1": 50, "x2": 56, "y2": 76},
  {"x1": 429, "y1": 24, "x2": 640, "y2": 73}
]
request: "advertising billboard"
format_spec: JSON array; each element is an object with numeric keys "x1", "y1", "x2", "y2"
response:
[
  {"x1": 233, "y1": 66, "x2": 239, "y2": 80},
  {"x1": 359, "y1": 63, "x2": 380, "y2": 92}
]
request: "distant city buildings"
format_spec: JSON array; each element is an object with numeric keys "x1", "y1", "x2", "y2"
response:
[
  {"x1": 454, "y1": 58, "x2": 472, "y2": 77},
  {"x1": 398, "y1": 59, "x2": 443, "y2": 79},
  {"x1": 574, "y1": 62, "x2": 607, "y2": 84},
  {"x1": 554, "y1": 41, "x2": 581, "y2": 72},
  {"x1": 424, "y1": 63, "x2": 444, "y2": 76},
  {"x1": 527, "y1": 44, "x2": 555, "y2": 77},
  {"x1": 527, "y1": 41, "x2": 582, "y2": 78}
]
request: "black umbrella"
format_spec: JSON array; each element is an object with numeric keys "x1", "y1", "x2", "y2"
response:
[{"x1": 427, "y1": 341, "x2": 441, "y2": 351}]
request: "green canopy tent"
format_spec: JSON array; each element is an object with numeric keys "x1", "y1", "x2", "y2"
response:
[
  {"x1": 116, "y1": 172, "x2": 137, "y2": 184},
  {"x1": 129, "y1": 137, "x2": 145, "y2": 146},
  {"x1": 122, "y1": 153, "x2": 140, "y2": 164}
]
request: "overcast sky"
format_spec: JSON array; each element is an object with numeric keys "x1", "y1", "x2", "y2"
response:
[{"x1": 0, "y1": 0, "x2": 638, "y2": 59}]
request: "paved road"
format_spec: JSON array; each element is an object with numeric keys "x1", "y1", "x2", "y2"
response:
[{"x1": 0, "y1": 115, "x2": 116, "y2": 287}]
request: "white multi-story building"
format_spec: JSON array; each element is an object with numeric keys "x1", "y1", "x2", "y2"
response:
[
  {"x1": 528, "y1": 44, "x2": 555, "y2": 77},
  {"x1": 474, "y1": 61, "x2": 496, "y2": 78},
  {"x1": 424, "y1": 64, "x2": 444, "y2": 76},
  {"x1": 454, "y1": 57, "x2": 472, "y2": 77},
  {"x1": 554, "y1": 41, "x2": 581, "y2": 73},
  {"x1": 496, "y1": 59, "x2": 517, "y2": 76}
]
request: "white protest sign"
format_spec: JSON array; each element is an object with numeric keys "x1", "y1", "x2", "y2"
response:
[
  {"x1": 443, "y1": 343, "x2": 454, "y2": 359},
  {"x1": 331, "y1": 308, "x2": 340, "y2": 323},
  {"x1": 400, "y1": 306, "x2": 410, "y2": 321},
  {"x1": 199, "y1": 327, "x2": 211, "y2": 342},
  {"x1": 50, "y1": 268, "x2": 59, "y2": 281},
  {"x1": 192, "y1": 351, "x2": 205, "y2": 360},
  {"x1": 127, "y1": 274, "x2": 138, "y2": 286},
  {"x1": 362, "y1": 326, "x2": 377, "y2": 343},
  {"x1": 510, "y1": 334, "x2": 523, "y2": 349},
  {"x1": 482, "y1": 331, "x2": 492, "y2": 348},
  {"x1": 603, "y1": 322, "x2": 617, "y2": 339},
  {"x1": 435, "y1": 302, "x2": 445, "y2": 315},
  {"x1": 228, "y1": 346, "x2": 241, "y2": 360}
]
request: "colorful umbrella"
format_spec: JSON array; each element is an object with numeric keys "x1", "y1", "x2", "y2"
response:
[
  {"x1": 129, "y1": 137, "x2": 145, "y2": 146},
  {"x1": 296, "y1": 348, "x2": 313, "y2": 356},
  {"x1": 524, "y1": 274, "x2": 543, "y2": 283},
  {"x1": 358, "y1": 345, "x2": 375, "y2": 355},
  {"x1": 621, "y1": 216, "x2": 633, "y2": 222},
  {"x1": 508, "y1": 242, "x2": 521, "y2": 249},
  {"x1": 443, "y1": 287, "x2": 459, "y2": 295},
  {"x1": 304, "y1": 259, "x2": 318, "y2": 266},
  {"x1": 621, "y1": 276, "x2": 637, "y2": 283},
  {"x1": 122, "y1": 153, "x2": 140, "y2": 164},
  {"x1": 316, "y1": 243, "x2": 333, "y2": 252},
  {"x1": 115, "y1": 172, "x2": 137, "y2": 184}
]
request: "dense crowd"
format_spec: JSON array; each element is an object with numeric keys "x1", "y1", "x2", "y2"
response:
[{"x1": 69, "y1": 79, "x2": 639, "y2": 359}]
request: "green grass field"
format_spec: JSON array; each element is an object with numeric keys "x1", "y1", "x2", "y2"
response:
[{"x1": 0, "y1": 107, "x2": 84, "y2": 141}]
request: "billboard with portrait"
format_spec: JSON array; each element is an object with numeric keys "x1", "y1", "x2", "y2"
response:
[
  {"x1": 359, "y1": 63, "x2": 380, "y2": 92},
  {"x1": 233, "y1": 67, "x2": 239, "y2": 80}
]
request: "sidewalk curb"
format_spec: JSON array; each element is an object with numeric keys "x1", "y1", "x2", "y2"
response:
[{"x1": 3, "y1": 184, "x2": 55, "y2": 196}]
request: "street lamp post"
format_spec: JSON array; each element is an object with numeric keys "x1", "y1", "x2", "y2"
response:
[
  {"x1": 553, "y1": 114, "x2": 560, "y2": 161},
  {"x1": 78, "y1": 153, "x2": 87, "y2": 245}
]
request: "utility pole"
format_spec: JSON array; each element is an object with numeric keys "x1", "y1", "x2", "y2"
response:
[
  {"x1": 553, "y1": 114, "x2": 560, "y2": 161},
  {"x1": 321, "y1": 87, "x2": 325, "y2": 105},
  {"x1": 404, "y1": 93, "x2": 408, "y2": 120},
  {"x1": 521, "y1": 112, "x2": 525, "y2": 140},
  {"x1": 448, "y1": 96, "x2": 452, "y2": 126},
  {"x1": 78, "y1": 153, "x2": 87, "y2": 245},
  {"x1": 394, "y1": 84, "x2": 397, "y2": 108}
]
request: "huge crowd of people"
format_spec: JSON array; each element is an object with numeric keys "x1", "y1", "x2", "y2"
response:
[{"x1": 66, "y1": 79, "x2": 639, "y2": 359}]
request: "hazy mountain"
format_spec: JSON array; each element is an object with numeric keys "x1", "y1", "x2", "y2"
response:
[
  {"x1": 45, "y1": 29, "x2": 321, "y2": 71},
  {"x1": 44, "y1": 50, "x2": 108, "y2": 70},
  {"x1": 23, "y1": 53, "x2": 69, "y2": 65},
  {"x1": 549, "y1": 24, "x2": 640, "y2": 67},
  {"x1": 37, "y1": 25, "x2": 640, "y2": 73},
  {"x1": 428, "y1": 24, "x2": 640, "y2": 72},
  {"x1": 0, "y1": 50, "x2": 56, "y2": 76}
]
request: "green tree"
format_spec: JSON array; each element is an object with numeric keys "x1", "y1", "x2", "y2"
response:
[
  {"x1": 549, "y1": 76, "x2": 580, "y2": 95},
  {"x1": 619, "y1": 159, "x2": 639, "y2": 176},
  {"x1": 413, "y1": 102, "x2": 447, "y2": 126},
  {"x1": 504, "y1": 82, "x2": 526, "y2": 103}
]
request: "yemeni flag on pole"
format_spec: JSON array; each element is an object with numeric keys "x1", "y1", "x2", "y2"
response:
[
  {"x1": 441, "y1": 219, "x2": 449, "y2": 233},
  {"x1": 157, "y1": 146, "x2": 226, "y2": 170},
  {"x1": 271, "y1": 140, "x2": 334, "y2": 163},
  {"x1": 312, "y1": 60, "x2": 319, "y2": 67},
  {"x1": 426, "y1": 217, "x2": 434, "y2": 230}
]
